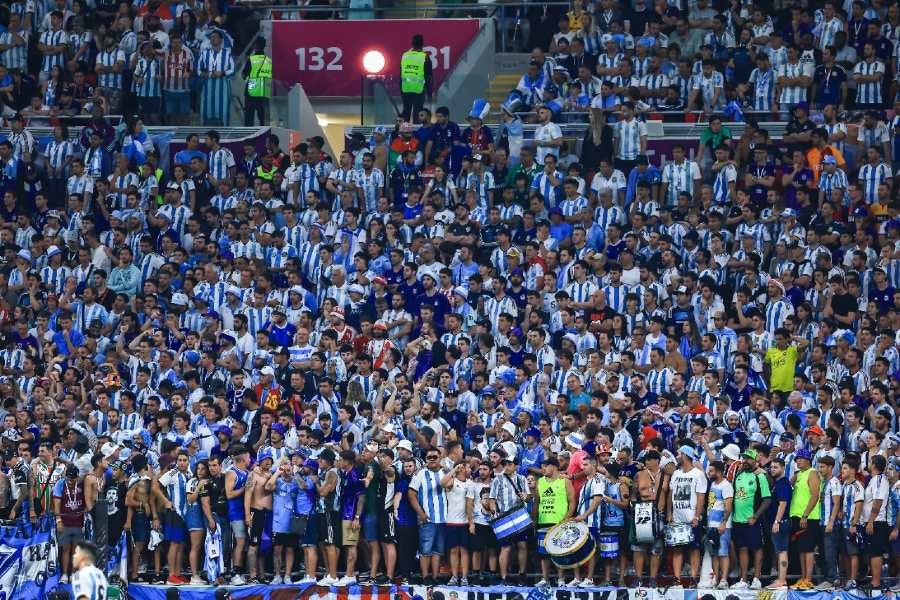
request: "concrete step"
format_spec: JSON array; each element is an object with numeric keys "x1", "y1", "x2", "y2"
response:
[{"x1": 495, "y1": 52, "x2": 531, "y2": 73}]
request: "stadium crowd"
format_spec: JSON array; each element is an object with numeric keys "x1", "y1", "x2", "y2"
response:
[{"x1": 0, "y1": 0, "x2": 896, "y2": 595}]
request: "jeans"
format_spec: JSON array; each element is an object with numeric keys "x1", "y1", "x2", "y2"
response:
[{"x1": 821, "y1": 525, "x2": 840, "y2": 582}]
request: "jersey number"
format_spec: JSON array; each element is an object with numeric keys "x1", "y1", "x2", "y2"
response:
[{"x1": 295, "y1": 47, "x2": 343, "y2": 71}]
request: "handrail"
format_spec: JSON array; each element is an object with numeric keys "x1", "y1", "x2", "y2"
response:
[{"x1": 242, "y1": 1, "x2": 569, "y2": 11}]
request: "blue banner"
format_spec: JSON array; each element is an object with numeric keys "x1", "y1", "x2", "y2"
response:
[{"x1": 0, "y1": 516, "x2": 60, "y2": 600}]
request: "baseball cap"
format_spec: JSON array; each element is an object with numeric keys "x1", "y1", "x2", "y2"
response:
[
  {"x1": 805, "y1": 425, "x2": 825, "y2": 437},
  {"x1": 742, "y1": 448, "x2": 759, "y2": 460},
  {"x1": 677, "y1": 445, "x2": 695, "y2": 460},
  {"x1": 795, "y1": 448, "x2": 812, "y2": 461}
]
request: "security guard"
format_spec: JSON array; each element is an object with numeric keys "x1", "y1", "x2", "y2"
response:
[
  {"x1": 399, "y1": 34, "x2": 433, "y2": 121},
  {"x1": 243, "y1": 38, "x2": 272, "y2": 126}
]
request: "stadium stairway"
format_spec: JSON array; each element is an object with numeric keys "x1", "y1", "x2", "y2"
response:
[{"x1": 486, "y1": 53, "x2": 530, "y2": 110}]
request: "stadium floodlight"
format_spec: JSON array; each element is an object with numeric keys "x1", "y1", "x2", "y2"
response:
[{"x1": 362, "y1": 50, "x2": 386, "y2": 75}]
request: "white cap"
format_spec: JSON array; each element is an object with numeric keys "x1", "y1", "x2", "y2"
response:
[
  {"x1": 348, "y1": 284, "x2": 365, "y2": 295},
  {"x1": 397, "y1": 440, "x2": 414, "y2": 452},
  {"x1": 721, "y1": 444, "x2": 741, "y2": 461},
  {"x1": 100, "y1": 442, "x2": 120, "y2": 458},
  {"x1": 226, "y1": 285, "x2": 242, "y2": 298},
  {"x1": 501, "y1": 422, "x2": 517, "y2": 437},
  {"x1": 260, "y1": 366, "x2": 275, "y2": 376},
  {"x1": 170, "y1": 292, "x2": 189, "y2": 306}
]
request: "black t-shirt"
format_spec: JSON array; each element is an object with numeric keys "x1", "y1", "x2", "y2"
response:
[
  {"x1": 203, "y1": 473, "x2": 229, "y2": 518},
  {"x1": 831, "y1": 292, "x2": 857, "y2": 318},
  {"x1": 448, "y1": 221, "x2": 477, "y2": 240},
  {"x1": 106, "y1": 480, "x2": 128, "y2": 538}
]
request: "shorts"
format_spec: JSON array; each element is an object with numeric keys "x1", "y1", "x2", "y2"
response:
[
  {"x1": 274, "y1": 532, "x2": 298, "y2": 546},
  {"x1": 863, "y1": 521, "x2": 891, "y2": 556},
  {"x1": 185, "y1": 504, "x2": 204, "y2": 531},
  {"x1": 164, "y1": 509, "x2": 187, "y2": 543},
  {"x1": 630, "y1": 518, "x2": 663, "y2": 555},
  {"x1": 363, "y1": 513, "x2": 379, "y2": 542},
  {"x1": 474, "y1": 523, "x2": 498, "y2": 549},
  {"x1": 843, "y1": 526, "x2": 862, "y2": 556},
  {"x1": 418, "y1": 522, "x2": 445, "y2": 556},
  {"x1": 789, "y1": 517, "x2": 820, "y2": 553},
  {"x1": 714, "y1": 527, "x2": 731, "y2": 556},
  {"x1": 732, "y1": 521, "x2": 763, "y2": 550},
  {"x1": 165, "y1": 90, "x2": 191, "y2": 115},
  {"x1": 248, "y1": 509, "x2": 270, "y2": 546},
  {"x1": 230, "y1": 519, "x2": 247, "y2": 539},
  {"x1": 132, "y1": 512, "x2": 151, "y2": 543},
  {"x1": 537, "y1": 527, "x2": 552, "y2": 556},
  {"x1": 341, "y1": 519, "x2": 361, "y2": 546},
  {"x1": 59, "y1": 526, "x2": 84, "y2": 545},
  {"x1": 771, "y1": 519, "x2": 790, "y2": 552},
  {"x1": 445, "y1": 524, "x2": 470, "y2": 549},
  {"x1": 302, "y1": 513, "x2": 320, "y2": 547},
  {"x1": 319, "y1": 511, "x2": 341, "y2": 546},
  {"x1": 378, "y1": 511, "x2": 397, "y2": 544}
]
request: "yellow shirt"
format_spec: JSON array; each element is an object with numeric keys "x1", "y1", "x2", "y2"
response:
[{"x1": 764, "y1": 344, "x2": 798, "y2": 392}]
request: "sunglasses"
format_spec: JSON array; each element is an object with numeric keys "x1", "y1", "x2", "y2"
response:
[{"x1": 427, "y1": 455, "x2": 440, "y2": 460}]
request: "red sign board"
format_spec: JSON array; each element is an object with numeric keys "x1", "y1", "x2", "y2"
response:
[{"x1": 272, "y1": 19, "x2": 480, "y2": 96}]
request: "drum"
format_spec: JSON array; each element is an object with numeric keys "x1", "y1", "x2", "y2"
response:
[
  {"x1": 634, "y1": 501, "x2": 658, "y2": 544},
  {"x1": 665, "y1": 522, "x2": 694, "y2": 547},
  {"x1": 490, "y1": 505, "x2": 533, "y2": 542},
  {"x1": 598, "y1": 532, "x2": 619, "y2": 559},
  {"x1": 544, "y1": 521, "x2": 596, "y2": 569}
]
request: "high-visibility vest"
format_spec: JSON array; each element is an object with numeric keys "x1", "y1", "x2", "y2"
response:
[
  {"x1": 246, "y1": 53, "x2": 272, "y2": 98},
  {"x1": 255, "y1": 164, "x2": 275, "y2": 181},
  {"x1": 400, "y1": 50, "x2": 426, "y2": 94}
]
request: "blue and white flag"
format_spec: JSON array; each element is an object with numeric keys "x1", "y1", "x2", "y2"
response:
[
  {"x1": 204, "y1": 528, "x2": 225, "y2": 582},
  {"x1": 107, "y1": 531, "x2": 128, "y2": 583}
]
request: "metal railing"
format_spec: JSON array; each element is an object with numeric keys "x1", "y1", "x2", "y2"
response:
[{"x1": 244, "y1": 1, "x2": 570, "y2": 51}]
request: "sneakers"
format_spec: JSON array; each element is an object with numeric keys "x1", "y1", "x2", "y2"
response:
[
  {"x1": 271, "y1": 575, "x2": 283, "y2": 585},
  {"x1": 580, "y1": 579, "x2": 595, "y2": 588},
  {"x1": 189, "y1": 576, "x2": 205, "y2": 585},
  {"x1": 447, "y1": 576, "x2": 459, "y2": 586},
  {"x1": 815, "y1": 581, "x2": 834, "y2": 591},
  {"x1": 298, "y1": 576, "x2": 317, "y2": 584},
  {"x1": 535, "y1": 579, "x2": 549, "y2": 588},
  {"x1": 751, "y1": 578, "x2": 762, "y2": 590},
  {"x1": 766, "y1": 582, "x2": 788, "y2": 591},
  {"x1": 717, "y1": 580, "x2": 729, "y2": 590},
  {"x1": 731, "y1": 580, "x2": 749, "y2": 590},
  {"x1": 230, "y1": 574, "x2": 247, "y2": 586},
  {"x1": 569, "y1": 579, "x2": 582, "y2": 587},
  {"x1": 698, "y1": 579, "x2": 714, "y2": 589},
  {"x1": 337, "y1": 576, "x2": 357, "y2": 586},
  {"x1": 792, "y1": 579, "x2": 814, "y2": 590},
  {"x1": 318, "y1": 575, "x2": 339, "y2": 586},
  {"x1": 844, "y1": 580, "x2": 858, "y2": 591},
  {"x1": 460, "y1": 578, "x2": 469, "y2": 587},
  {"x1": 167, "y1": 576, "x2": 187, "y2": 585},
  {"x1": 375, "y1": 575, "x2": 392, "y2": 586}
]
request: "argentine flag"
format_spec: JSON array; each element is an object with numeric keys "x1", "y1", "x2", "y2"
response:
[
  {"x1": 107, "y1": 531, "x2": 128, "y2": 582},
  {"x1": 205, "y1": 528, "x2": 225, "y2": 582}
]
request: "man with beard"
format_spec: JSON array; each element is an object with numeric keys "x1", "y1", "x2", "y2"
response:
[{"x1": 366, "y1": 322, "x2": 395, "y2": 369}]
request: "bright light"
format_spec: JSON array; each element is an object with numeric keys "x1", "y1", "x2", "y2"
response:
[{"x1": 362, "y1": 50, "x2": 386, "y2": 75}]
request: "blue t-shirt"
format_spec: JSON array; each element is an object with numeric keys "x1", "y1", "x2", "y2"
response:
[
  {"x1": 273, "y1": 477, "x2": 299, "y2": 533},
  {"x1": 768, "y1": 476, "x2": 792, "y2": 523}
]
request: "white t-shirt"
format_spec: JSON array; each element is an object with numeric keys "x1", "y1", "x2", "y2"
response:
[
  {"x1": 862, "y1": 472, "x2": 890, "y2": 523},
  {"x1": 445, "y1": 477, "x2": 475, "y2": 524},
  {"x1": 669, "y1": 466, "x2": 708, "y2": 524},
  {"x1": 707, "y1": 478, "x2": 734, "y2": 528},
  {"x1": 534, "y1": 122, "x2": 563, "y2": 165}
]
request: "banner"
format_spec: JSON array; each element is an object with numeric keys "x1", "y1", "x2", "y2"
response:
[
  {"x1": 271, "y1": 19, "x2": 480, "y2": 96},
  {"x1": 126, "y1": 583, "x2": 797, "y2": 600},
  {"x1": 0, "y1": 516, "x2": 60, "y2": 599}
]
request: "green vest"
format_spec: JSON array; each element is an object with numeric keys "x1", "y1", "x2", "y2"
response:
[
  {"x1": 247, "y1": 54, "x2": 272, "y2": 98},
  {"x1": 255, "y1": 165, "x2": 274, "y2": 181},
  {"x1": 536, "y1": 476, "x2": 568, "y2": 525},
  {"x1": 400, "y1": 50, "x2": 426, "y2": 94},
  {"x1": 789, "y1": 467, "x2": 821, "y2": 520},
  {"x1": 154, "y1": 167, "x2": 164, "y2": 206}
]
